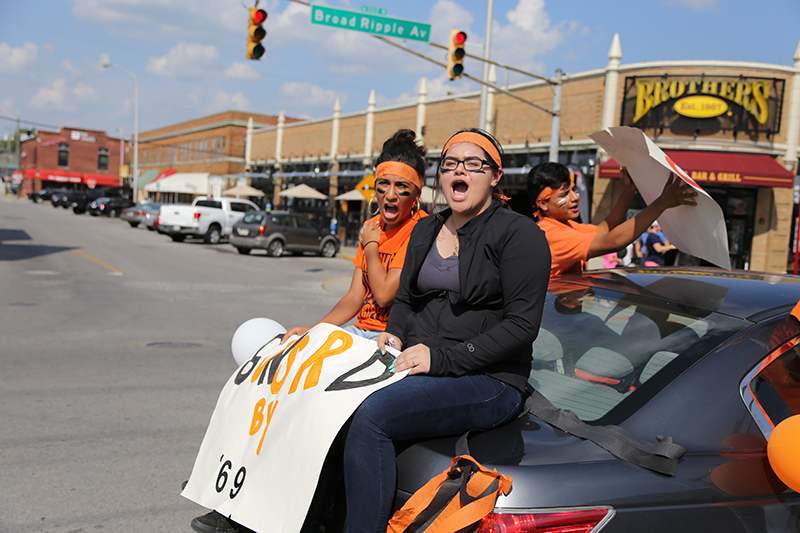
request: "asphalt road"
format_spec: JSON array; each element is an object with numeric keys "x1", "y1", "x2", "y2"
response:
[{"x1": 0, "y1": 196, "x2": 355, "y2": 533}]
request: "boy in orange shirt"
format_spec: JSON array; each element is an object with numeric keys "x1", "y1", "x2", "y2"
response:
[{"x1": 526, "y1": 161, "x2": 697, "y2": 278}]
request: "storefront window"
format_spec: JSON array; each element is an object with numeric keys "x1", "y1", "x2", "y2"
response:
[
  {"x1": 98, "y1": 147, "x2": 109, "y2": 172},
  {"x1": 58, "y1": 143, "x2": 69, "y2": 168}
]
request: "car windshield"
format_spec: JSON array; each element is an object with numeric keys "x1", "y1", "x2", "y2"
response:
[
  {"x1": 529, "y1": 286, "x2": 747, "y2": 422},
  {"x1": 241, "y1": 212, "x2": 265, "y2": 224}
]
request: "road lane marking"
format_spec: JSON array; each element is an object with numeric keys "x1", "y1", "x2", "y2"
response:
[{"x1": 71, "y1": 249, "x2": 123, "y2": 275}]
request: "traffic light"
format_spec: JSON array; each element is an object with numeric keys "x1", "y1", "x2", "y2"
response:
[
  {"x1": 447, "y1": 30, "x2": 467, "y2": 80},
  {"x1": 247, "y1": 7, "x2": 267, "y2": 60}
]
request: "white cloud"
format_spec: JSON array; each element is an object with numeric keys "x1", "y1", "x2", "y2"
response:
[
  {"x1": 279, "y1": 82, "x2": 344, "y2": 113},
  {"x1": 29, "y1": 79, "x2": 73, "y2": 111},
  {"x1": 73, "y1": 82, "x2": 99, "y2": 101},
  {"x1": 204, "y1": 90, "x2": 252, "y2": 114},
  {"x1": 0, "y1": 43, "x2": 38, "y2": 71},
  {"x1": 225, "y1": 62, "x2": 261, "y2": 81},
  {"x1": 61, "y1": 59, "x2": 81, "y2": 75},
  {"x1": 664, "y1": 0, "x2": 720, "y2": 11},
  {"x1": 146, "y1": 41, "x2": 220, "y2": 78}
]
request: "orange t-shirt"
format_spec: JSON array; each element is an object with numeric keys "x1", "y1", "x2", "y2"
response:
[
  {"x1": 537, "y1": 216, "x2": 599, "y2": 278},
  {"x1": 352, "y1": 210, "x2": 427, "y2": 331}
]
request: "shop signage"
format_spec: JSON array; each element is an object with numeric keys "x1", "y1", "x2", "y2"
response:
[
  {"x1": 310, "y1": 5, "x2": 431, "y2": 42},
  {"x1": 621, "y1": 75, "x2": 785, "y2": 134},
  {"x1": 70, "y1": 130, "x2": 97, "y2": 143}
]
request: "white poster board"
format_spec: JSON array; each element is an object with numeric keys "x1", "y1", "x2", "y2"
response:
[
  {"x1": 181, "y1": 324, "x2": 404, "y2": 533},
  {"x1": 589, "y1": 126, "x2": 731, "y2": 269}
]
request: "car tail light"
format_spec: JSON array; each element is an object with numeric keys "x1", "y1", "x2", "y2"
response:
[
  {"x1": 194, "y1": 212, "x2": 201, "y2": 220},
  {"x1": 257, "y1": 224, "x2": 267, "y2": 236},
  {"x1": 477, "y1": 508, "x2": 612, "y2": 533}
]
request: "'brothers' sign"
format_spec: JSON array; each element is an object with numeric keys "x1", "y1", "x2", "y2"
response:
[{"x1": 621, "y1": 75, "x2": 784, "y2": 134}]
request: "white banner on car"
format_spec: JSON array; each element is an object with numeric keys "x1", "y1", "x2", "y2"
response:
[
  {"x1": 589, "y1": 126, "x2": 731, "y2": 270},
  {"x1": 181, "y1": 323, "x2": 404, "y2": 533}
]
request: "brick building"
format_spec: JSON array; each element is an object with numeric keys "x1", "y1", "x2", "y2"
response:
[
  {"x1": 137, "y1": 110, "x2": 299, "y2": 204},
  {"x1": 248, "y1": 35, "x2": 800, "y2": 273},
  {"x1": 19, "y1": 127, "x2": 127, "y2": 198}
]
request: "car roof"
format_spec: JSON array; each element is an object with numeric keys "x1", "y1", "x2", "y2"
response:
[{"x1": 552, "y1": 267, "x2": 800, "y2": 322}]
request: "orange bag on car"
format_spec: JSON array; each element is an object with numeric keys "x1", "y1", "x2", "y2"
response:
[{"x1": 387, "y1": 455, "x2": 512, "y2": 533}]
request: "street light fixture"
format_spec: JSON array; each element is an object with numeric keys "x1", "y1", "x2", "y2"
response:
[{"x1": 103, "y1": 62, "x2": 138, "y2": 201}]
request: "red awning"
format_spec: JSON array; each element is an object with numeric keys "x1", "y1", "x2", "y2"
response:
[
  {"x1": 24, "y1": 168, "x2": 121, "y2": 187},
  {"x1": 598, "y1": 151, "x2": 795, "y2": 188},
  {"x1": 82, "y1": 172, "x2": 120, "y2": 188}
]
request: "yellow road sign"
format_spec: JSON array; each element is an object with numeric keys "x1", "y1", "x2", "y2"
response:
[{"x1": 355, "y1": 173, "x2": 375, "y2": 201}]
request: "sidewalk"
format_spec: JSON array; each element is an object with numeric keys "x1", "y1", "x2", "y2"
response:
[{"x1": 338, "y1": 244, "x2": 358, "y2": 262}]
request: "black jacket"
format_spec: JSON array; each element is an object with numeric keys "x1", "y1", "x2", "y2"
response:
[{"x1": 386, "y1": 200, "x2": 551, "y2": 391}]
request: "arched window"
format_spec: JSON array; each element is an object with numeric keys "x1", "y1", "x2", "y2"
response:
[
  {"x1": 98, "y1": 147, "x2": 109, "y2": 171},
  {"x1": 58, "y1": 143, "x2": 70, "y2": 167}
]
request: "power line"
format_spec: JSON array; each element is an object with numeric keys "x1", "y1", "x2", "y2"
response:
[{"x1": 0, "y1": 114, "x2": 60, "y2": 129}]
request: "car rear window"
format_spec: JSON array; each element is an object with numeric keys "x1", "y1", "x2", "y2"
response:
[
  {"x1": 196, "y1": 200, "x2": 222, "y2": 209},
  {"x1": 529, "y1": 286, "x2": 745, "y2": 422},
  {"x1": 242, "y1": 212, "x2": 264, "y2": 224},
  {"x1": 743, "y1": 338, "x2": 800, "y2": 437}
]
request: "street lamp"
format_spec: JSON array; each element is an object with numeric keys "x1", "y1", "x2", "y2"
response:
[{"x1": 103, "y1": 62, "x2": 138, "y2": 201}]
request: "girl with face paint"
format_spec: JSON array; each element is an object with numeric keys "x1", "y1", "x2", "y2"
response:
[{"x1": 283, "y1": 129, "x2": 427, "y2": 342}]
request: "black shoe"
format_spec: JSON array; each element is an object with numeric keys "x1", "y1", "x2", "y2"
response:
[{"x1": 191, "y1": 511, "x2": 254, "y2": 533}]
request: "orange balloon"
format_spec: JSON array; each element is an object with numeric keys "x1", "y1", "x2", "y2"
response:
[{"x1": 767, "y1": 414, "x2": 800, "y2": 493}]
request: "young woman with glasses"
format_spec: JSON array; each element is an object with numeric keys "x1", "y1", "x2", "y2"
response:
[{"x1": 339, "y1": 128, "x2": 552, "y2": 533}]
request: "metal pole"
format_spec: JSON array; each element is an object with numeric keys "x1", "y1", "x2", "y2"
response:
[
  {"x1": 549, "y1": 69, "x2": 563, "y2": 162},
  {"x1": 103, "y1": 62, "x2": 138, "y2": 199},
  {"x1": 133, "y1": 73, "x2": 139, "y2": 201},
  {"x1": 478, "y1": 0, "x2": 494, "y2": 131},
  {"x1": 16, "y1": 115, "x2": 21, "y2": 185}
]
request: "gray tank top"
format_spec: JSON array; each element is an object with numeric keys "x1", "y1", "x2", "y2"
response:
[{"x1": 417, "y1": 243, "x2": 460, "y2": 294}]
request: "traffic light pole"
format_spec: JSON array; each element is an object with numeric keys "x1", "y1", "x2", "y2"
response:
[
  {"x1": 478, "y1": 0, "x2": 494, "y2": 131},
  {"x1": 374, "y1": 35, "x2": 558, "y2": 117}
]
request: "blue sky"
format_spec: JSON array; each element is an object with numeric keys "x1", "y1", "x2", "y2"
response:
[{"x1": 1, "y1": 0, "x2": 799, "y2": 139}]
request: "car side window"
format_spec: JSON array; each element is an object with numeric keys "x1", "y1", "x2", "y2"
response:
[
  {"x1": 230, "y1": 202, "x2": 250, "y2": 213},
  {"x1": 743, "y1": 337, "x2": 800, "y2": 438},
  {"x1": 295, "y1": 217, "x2": 315, "y2": 230}
]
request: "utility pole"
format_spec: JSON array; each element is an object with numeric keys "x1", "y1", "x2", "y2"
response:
[{"x1": 478, "y1": 0, "x2": 494, "y2": 131}]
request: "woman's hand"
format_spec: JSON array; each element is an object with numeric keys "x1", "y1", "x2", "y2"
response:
[
  {"x1": 376, "y1": 332, "x2": 402, "y2": 355},
  {"x1": 620, "y1": 166, "x2": 637, "y2": 194},
  {"x1": 657, "y1": 173, "x2": 698, "y2": 209},
  {"x1": 390, "y1": 343, "x2": 430, "y2": 375},
  {"x1": 360, "y1": 218, "x2": 382, "y2": 247},
  {"x1": 282, "y1": 326, "x2": 311, "y2": 344}
]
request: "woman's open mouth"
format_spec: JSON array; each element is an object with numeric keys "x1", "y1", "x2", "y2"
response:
[
  {"x1": 382, "y1": 203, "x2": 399, "y2": 221},
  {"x1": 451, "y1": 180, "x2": 469, "y2": 201}
]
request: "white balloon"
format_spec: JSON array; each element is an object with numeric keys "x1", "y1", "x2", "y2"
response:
[{"x1": 231, "y1": 318, "x2": 287, "y2": 366}]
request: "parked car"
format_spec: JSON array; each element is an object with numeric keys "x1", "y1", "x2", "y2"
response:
[
  {"x1": 120, "y1": 203, "x2": 162, "y2": 228},
  {"x1": 388, "y1": 268, "x2": 800, "y2": 533},
  {"x1": 50, "y1": 189, "x2": 74, "y2": 208},
  {"x1": 71, "y1": 188, "x2": 127, "y2": 214},
  {"x1": 86, "y1": 196, "x2": 135, "y2": 217},
  {"x1": 158, "y1": 197, "x2": 258, "y2": 244},
  {"x1": 30, "y1": 188, "x2": 65, "y2": 203},
  {"x1": 229, "y1": 210, "x2": 340, "y2": 257}
]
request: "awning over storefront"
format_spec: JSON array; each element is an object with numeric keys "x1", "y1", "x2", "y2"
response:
[
  {"x1": 136, "y1": 169, "x2": 160, "y2": 187},
  {"x1": 82, "y1": 172, "x2": 121, "y2": 188},
  {"x1": 599, "y1": 151, "x2": 795, "y2": 188},
  {"x1": 26, "y1": 168, "x2": 120, "y2": 186},
  {"x1": 144, "y1": 172, "x2": 210, "y2": 194}
]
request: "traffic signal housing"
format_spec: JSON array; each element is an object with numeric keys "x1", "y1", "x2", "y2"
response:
[
  {"x1": 447, "y1": 30, "x2": 467, "y2": 80},
  {"x1": 247, "y1": 7, "x2": 267, "y2": 60}
]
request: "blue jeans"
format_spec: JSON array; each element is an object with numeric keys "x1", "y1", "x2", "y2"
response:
[
  {"x1": 343, "y1": 374, "x2": 523, "y2": 533},
  {"x1": 343, "y1": 325, "x2": 382, "y2": 340}
]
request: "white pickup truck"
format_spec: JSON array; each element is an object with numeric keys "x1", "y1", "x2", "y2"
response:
[{"x1": 158, "y1": 197, "x2": 259, "y2": 244}]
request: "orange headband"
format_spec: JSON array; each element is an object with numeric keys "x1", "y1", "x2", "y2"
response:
[
  {"x1": 442, "y1": 132, "x2": 502, "y2": 170},
  {"x1": 375, "y1": 161, "x2": 423, "y2": 190},
  {"x1": 534, "y1": 174, "x2": 575, "y2": 216}
]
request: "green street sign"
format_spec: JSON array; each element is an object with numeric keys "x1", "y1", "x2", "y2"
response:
[{"x1": 310, "y1": 5, "x2": 431, "y2": 42}]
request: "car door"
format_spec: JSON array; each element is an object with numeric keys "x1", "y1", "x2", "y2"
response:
[
  {"x1": 226, "y1": 202, "x2": 252, "y2": 233},
  {"x1": 292, "y1": 215, "x2": 321, "y2": 250}
]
